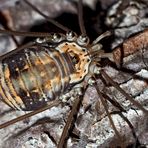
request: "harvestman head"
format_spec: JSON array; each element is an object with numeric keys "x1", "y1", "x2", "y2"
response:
[{"x1": 0, "y1": 0, "x2": 147, "y2": 147}]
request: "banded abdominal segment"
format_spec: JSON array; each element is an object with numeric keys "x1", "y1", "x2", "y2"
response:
[
  {"x1": 0, "y1": 38, "x2": 91, "y2": 111},
  {"x1": 0, "y1": 1, "x2": 148, "y2": 147},
  {"x1": 56, "y1": 41, "x2": 91, "y2": 84}
]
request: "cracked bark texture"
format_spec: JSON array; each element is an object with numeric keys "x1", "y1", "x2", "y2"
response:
[{"x1": 0, "y1": 0, "x2": 148, "y2": 147}]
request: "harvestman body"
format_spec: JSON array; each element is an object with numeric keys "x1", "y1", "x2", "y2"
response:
[{"x1": 0, "y1": 0, "x2": 148, "y2": 147}]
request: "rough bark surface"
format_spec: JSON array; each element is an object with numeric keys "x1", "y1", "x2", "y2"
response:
[{"x1": 0, "y1": 0, "x2": 147, "y2": 147}]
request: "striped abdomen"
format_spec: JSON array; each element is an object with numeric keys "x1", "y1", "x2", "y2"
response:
[{"x1": 0, "y1": 46, "x2": 74, "y2": 111}]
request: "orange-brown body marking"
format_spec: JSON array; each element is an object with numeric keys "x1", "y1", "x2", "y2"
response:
[{"x1": 0, "y1": 38, "x2": 91, "y2": 111}]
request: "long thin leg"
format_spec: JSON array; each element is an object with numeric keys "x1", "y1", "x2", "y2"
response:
[
  {"x1": 0, "y1": 41, "x2": 36, "y2": 60},
  {"x1": 10, "y1": 117, "x2": 58, "y2": 146},
  {"x1": 101, "y1": 92, "x2": 141, "y2": 146},
  {"x1": 0, "y1": 29, "x2": 53, "y2": 37},
  {"x1": 100, "y1": 70, "x2": 148, "y2": 114},
  {"x1": 0, "y1": 100, "x2": 61, "y2": 129},
  {"x1": 57, "y1": 96, "x2": 82, "y2": 148},
  {"x1": 119, "y1": 112, "x2": 141, "y2": 146},
  {"x1": 0, "y1": 11, "x2": 19, "y2": 46},
  {"x1": 94, "y1": 82, "x2": 125, "y2": 148},
  {"x1": 23, "y1": 0, "x2": 69, "y2": 32},
  {"x1": 78, "y1": 0, "x2": 86, "y2": 35},
  {"x1": 101, "y1": 92, "x2": 126, "y2": 112}
]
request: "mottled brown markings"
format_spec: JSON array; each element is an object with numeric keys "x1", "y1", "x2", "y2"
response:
[
  {"x1": 24, "y1": 50, "x2": 46, "y2": 109},
  {"x1": 0, "y1": 64, "x2": 16, "y2": 109},
  {"x1": 11, "y1": 70, "x2": 31, "y2": 109},
  {"x1": 2, "y1": 62, "x2": 21, "y2": 109},
  {"x1": 29, "y1": 92, "x2": 47, "y2": 110},
  {"x1": 0, "y1": 63, "x2": 19, "y2": 109},
  {"x1": 18, "y1": 88, "x2": 35, "y2": 110},
  {"x1": 54, "y1": 53, "x2": 70, "y2": 89},
  {"x1": 18, "y1": 68, "x2": 39, "y2": 109},
  {"x1": 13, "y1": 51, "x2": 43, "y2": 110},
  {"x1": 34, "y1": 51, "x2": 53, "y2": 92},
  {"x1": 4, "y1": 59, "x2": 19, "y2": 79},
  {"x1": 58, "y1": 42, "x2": 91, "y2": 83},
  {"x1": 44, "y1": 49, "x2": 63, "y2": 96},
  {"x1": 45, "y1": 49, "x2": 70, "y2": 91},
  {"x1": 13, "y1": 62, "x2": 35, "y2": 110},
  {"x1": 3, "y1": 63, "x2": 25, "y2": 109},
  {"x1": 0, "y1": 1, "x2": 147, "y2": 147},
  {"x1": 4, "y1": 53, "x2": 35, "y2": 110},
  {"x1": 61, "y1": 52, "x2": 76, "y2": 73},
  {"x1": 61, "y1": 52, "x2": 75, "y2": 74},
  {"x1": 59, "y1": 44, "x2": 76, "y2": 74},
  {"x1": 35, "y1": 50, "x2": 59, "y2": 97},
  {"x1": 11, "y1": 55, "x2": 26, "y2": 71}
]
